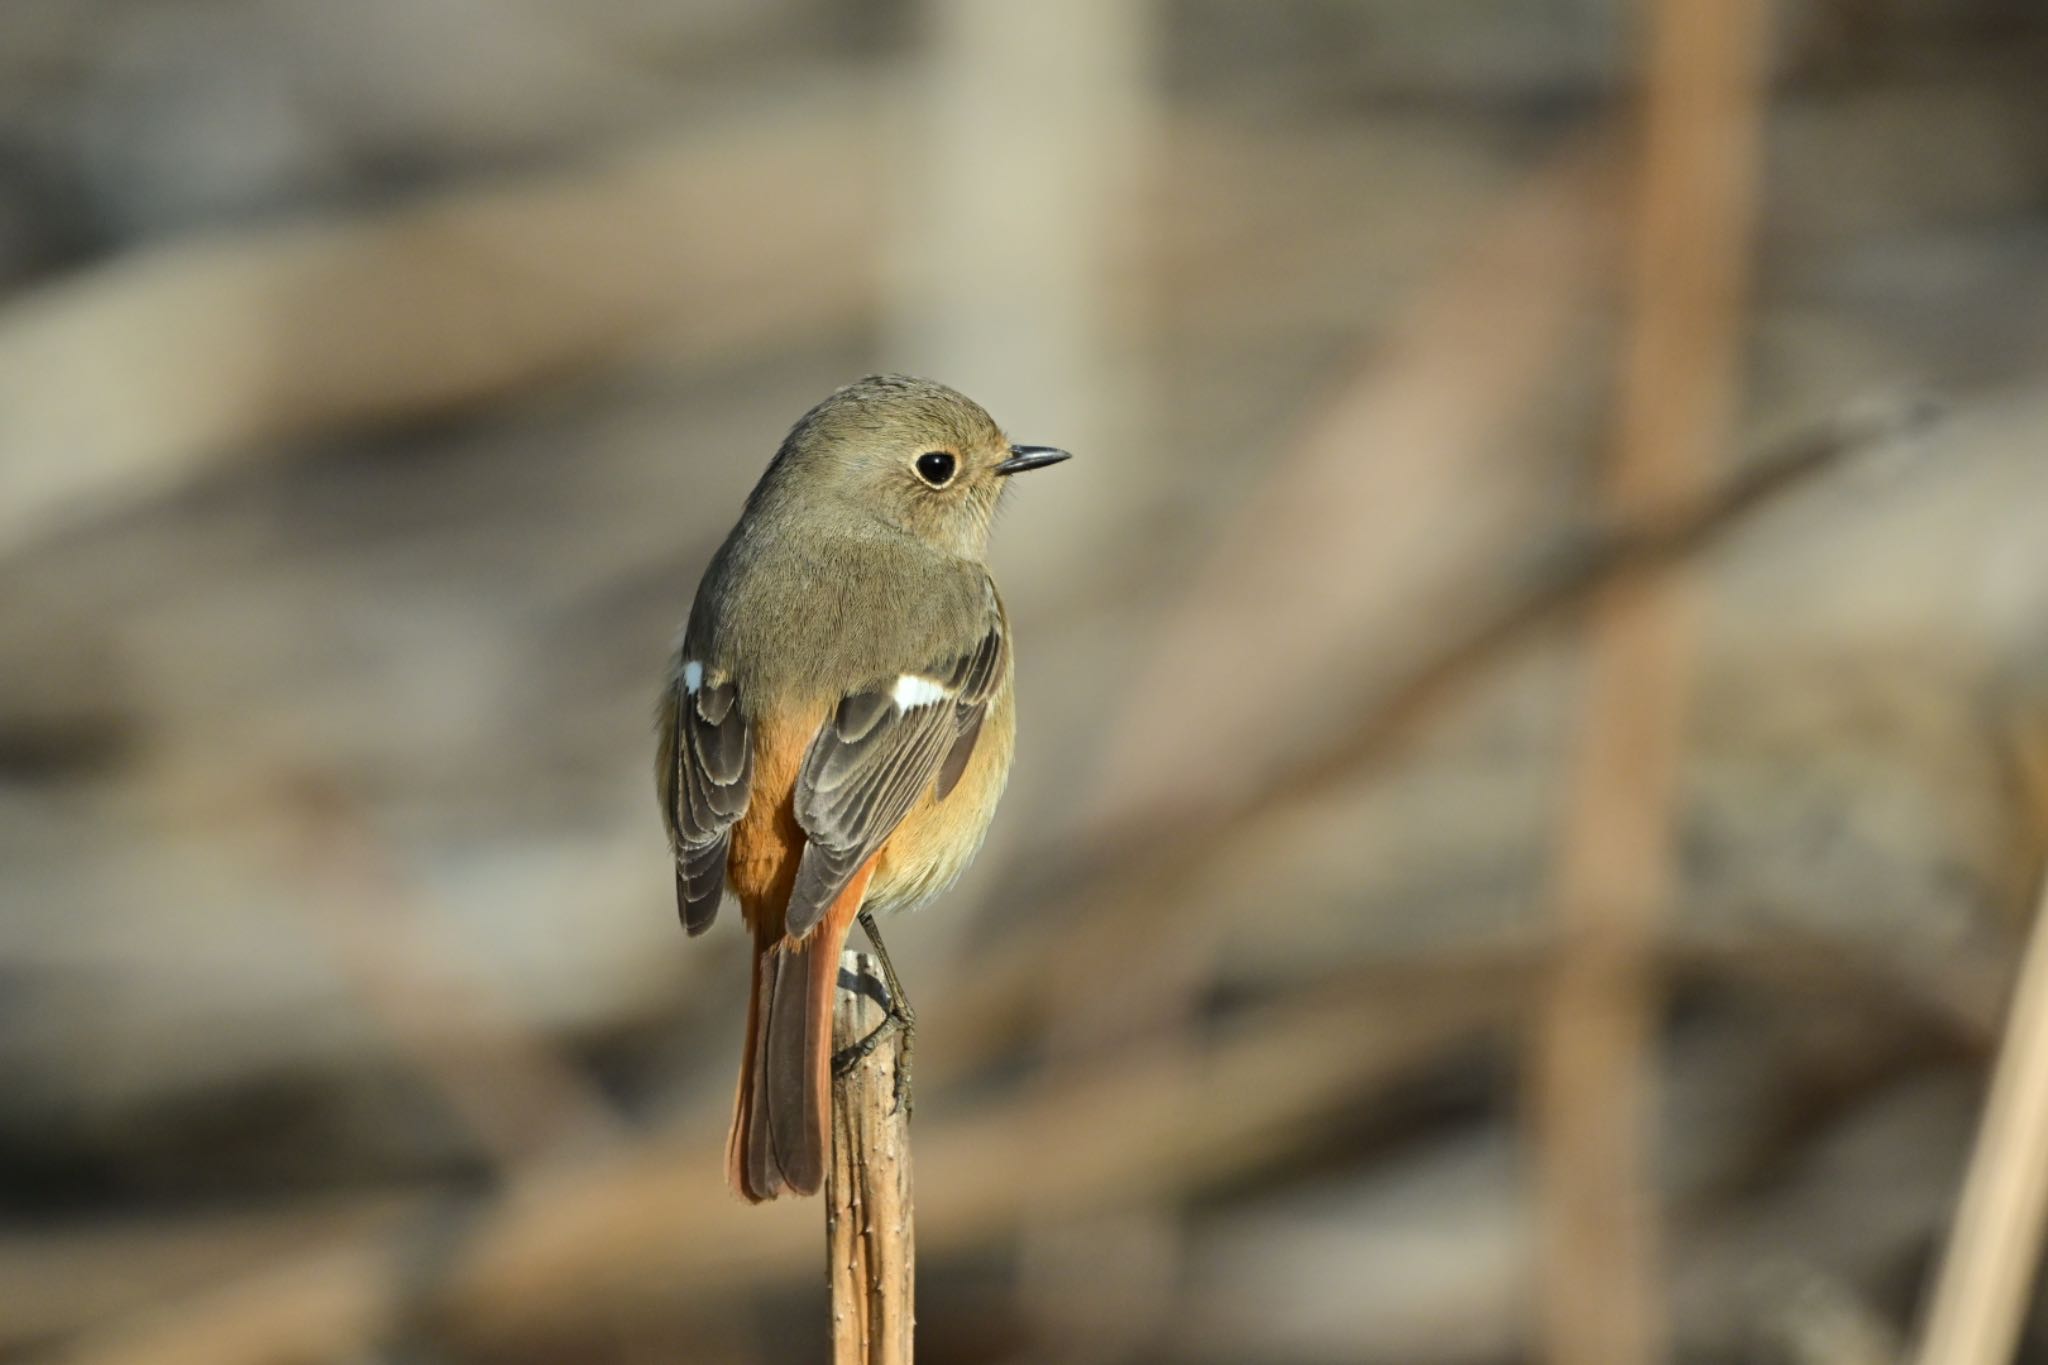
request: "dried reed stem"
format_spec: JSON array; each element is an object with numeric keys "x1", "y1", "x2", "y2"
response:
[
  {"x1": 1530, "y1": 0, "x2": 1771, "y2": 1361},
  {"x1": 829, "y1": 952, "x2": 915, "y2": 1364},
  {"x1": 1912, "y1": 868, "x2": 2048, "y2": 1365}
]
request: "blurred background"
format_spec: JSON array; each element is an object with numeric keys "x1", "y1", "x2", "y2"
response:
[{"x1": 4, "y1": 1, "x2": 2048, "y2": 1362}]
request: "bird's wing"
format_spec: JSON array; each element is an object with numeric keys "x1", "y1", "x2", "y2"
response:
[
  {"x1": 783, "y1": 609, "x2": 1007, "y2": 939},
  {"x1": 658, "y1": 662, "x2": 753, "y2": 934}
]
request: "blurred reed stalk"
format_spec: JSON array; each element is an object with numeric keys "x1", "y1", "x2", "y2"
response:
[
  {"x1": 0, "y1": 104, "x2": 886, "y2": 557},
  {"x1": 1530, "y1": 0, "x2": 1771, "y2": 1362},
  {"x1": 53, "y1": 959, "x2": 1508, "y2": 1365},
  {"x1": 1911, "y1": 866, "x2": 2048, "y2": 1365},
  {"x1": 286, "y1": 779, "x2": 626, "y2": 1169},
  {"x1": 829, "y1": 952, "x2": 916, "y2": 1365}
]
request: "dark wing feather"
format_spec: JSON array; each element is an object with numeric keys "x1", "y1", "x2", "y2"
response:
[
  {"x1": 784, "y1": 614, "x2": 1007, "y2": 938},
  {"x1": 658, "y1": 669, "x2": 752, "y2": 934},
  {"x1": 935, "y1": 617, "x2": 1004, "y2": 800}
]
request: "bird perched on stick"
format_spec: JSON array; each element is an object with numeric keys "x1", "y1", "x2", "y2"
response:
[{"x1": 656, "y1": 375, "x2": 1070, "y2": 1202}]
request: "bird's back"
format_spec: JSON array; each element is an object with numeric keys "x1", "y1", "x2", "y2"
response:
[
  {"x1": 690, "y1": 512, "x2": 993, "y2": 711},
  {"x1": 690, "y1": 513, "x2": 1009, "y2": 923}
]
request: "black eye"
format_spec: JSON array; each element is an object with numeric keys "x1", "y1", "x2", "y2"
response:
[{"x1": 914, "y1": 450, "x2": 957, "y2": 486}]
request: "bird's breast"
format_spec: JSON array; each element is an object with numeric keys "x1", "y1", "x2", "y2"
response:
[{"x1": 868, "y1": 686, "x2": 1017, "y2": 914}]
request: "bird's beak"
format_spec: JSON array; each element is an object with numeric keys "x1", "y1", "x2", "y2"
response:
[{"x1": 994, "y1": 444, "x2": 1072, "y2": 476}]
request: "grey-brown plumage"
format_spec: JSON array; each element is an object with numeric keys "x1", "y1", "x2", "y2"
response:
[{"x1": 654, "y1": 374, "x2": 1069, "y2": 1201}]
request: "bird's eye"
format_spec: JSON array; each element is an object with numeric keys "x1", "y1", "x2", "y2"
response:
[{"x1": 914, "y1": 450, "x2": 957, "y2": 487}]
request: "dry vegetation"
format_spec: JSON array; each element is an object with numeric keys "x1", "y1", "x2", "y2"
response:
[{"x1": 3, "y1": 1, "x2": 2048, "y2": 1362}]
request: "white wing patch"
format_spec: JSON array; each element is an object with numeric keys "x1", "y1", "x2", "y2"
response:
[
  {"x1": 890, "y1": 674, "x2": 951, "y2": 710},
  {"x1": 682, "y1": 661, "x2": 704, "y2": 694}
]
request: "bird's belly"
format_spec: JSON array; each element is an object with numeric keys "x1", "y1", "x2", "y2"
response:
[{"x1": 869, "y1": 699, "x2": 1016, "y2": 913}]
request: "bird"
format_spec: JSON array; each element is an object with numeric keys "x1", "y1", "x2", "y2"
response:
[{"x1": 655, "y1": 374, "x2": 1070, "y2": 1202}]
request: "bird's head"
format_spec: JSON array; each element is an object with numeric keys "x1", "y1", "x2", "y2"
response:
[{"x1": 761, "y1": 374, "x2": 1069, "y2": 559}]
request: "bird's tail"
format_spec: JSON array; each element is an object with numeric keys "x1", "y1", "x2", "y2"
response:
[{"x1": 726, "y1": 862, "x2": 876, "y2": 1202}]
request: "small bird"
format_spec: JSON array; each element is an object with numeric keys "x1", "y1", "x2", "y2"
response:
[{"x1": 656, "y1": 375, "x2": 1070, "y2": 1202}]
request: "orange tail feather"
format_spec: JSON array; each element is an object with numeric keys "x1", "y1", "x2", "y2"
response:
[{"x1": 726, "y1": 861, "x2": 876, "y2": 1202}]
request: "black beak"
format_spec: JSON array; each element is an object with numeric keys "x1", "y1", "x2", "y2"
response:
[{"x1": 994, "y1": 444, "x2": 1072, "y2": 476}]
